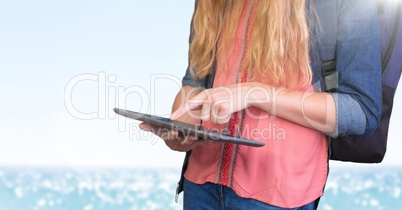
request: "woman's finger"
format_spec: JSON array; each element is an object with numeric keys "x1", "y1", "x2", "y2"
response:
[
  {"x1": 199, "y1": 99, "x2": 211, "y2": 121},
  {"x1": 161, "y1": 129, "x2": 181, "y2": 140},
  {"x1": 180, "y1": 134, "x2": 199, "y2": 145},
  {"x1": 139, "y1": 123, "x2": 180, "y2": 140},
  {"x1": 171, "y1": 91, "x2": 208, "y2": 120},
  {"x1": 139, "y1": 123, "x2": 154, "y2": 132},
  {"x1": 211, "y1": 100, "x2": 232, "y2": 124}
]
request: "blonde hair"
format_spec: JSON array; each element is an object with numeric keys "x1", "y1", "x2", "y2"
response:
[{"x1": 189, "y1": 0, "x2": 312, "y2": 89}]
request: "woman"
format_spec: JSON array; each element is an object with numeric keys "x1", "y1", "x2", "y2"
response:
[{"x1": 140, "y1": 0, "x2": 382, "y2": 209}]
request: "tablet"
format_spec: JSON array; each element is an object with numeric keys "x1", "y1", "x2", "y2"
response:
[{"x1": 113, "y1": 108, "x2": 265, "y2": 147}]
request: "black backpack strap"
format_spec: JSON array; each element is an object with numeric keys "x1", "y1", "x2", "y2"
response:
[
  {"x1": 315, "y1": 0, "x2": 338, "y2": 92},
  {"x1": 175, "y1": 150, "x2": 192, "y2": 202}
]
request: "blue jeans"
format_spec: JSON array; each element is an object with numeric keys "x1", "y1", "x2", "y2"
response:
[{"x1": 183, "y1": 179, "x2": 316, "y2": 210}]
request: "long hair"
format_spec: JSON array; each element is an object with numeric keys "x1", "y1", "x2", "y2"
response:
[{"x1": 189, "y1": 0, "x2": 312, "y2": 89}]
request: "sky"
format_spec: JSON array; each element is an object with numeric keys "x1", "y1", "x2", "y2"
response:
[{"x1": 0, "y1": 0, "x2": 401, "y2": 169}]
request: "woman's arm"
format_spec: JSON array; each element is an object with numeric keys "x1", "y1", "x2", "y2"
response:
[
  {"x1": 171, "y1": 82, "x2": 336, "y2": 134},
  {"x1": 251, "y1": 83, "x2": 336, "y2": 134},
  {"x1": 330, "y1": 0, "x2": 382, "y2": 136}
]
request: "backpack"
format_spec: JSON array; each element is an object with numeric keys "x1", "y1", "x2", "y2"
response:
[{"x1": 316, "y1": 0, "x2": 402, "y2": 163}]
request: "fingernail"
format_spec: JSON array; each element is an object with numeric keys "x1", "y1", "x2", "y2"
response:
[{"x1": 139, "y1": 124, "x2": 149, "y2": 131}]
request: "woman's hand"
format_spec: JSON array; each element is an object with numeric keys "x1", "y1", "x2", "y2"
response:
[
  {"x1": 170, "y1": 82, "x2": 272, "y2": 124},
  {"x1": 138, "y1": 85, "x2": 217, "y2": 152},
  {"x1": 139, "y1": 123, "x2": 200, "y2": 152}
]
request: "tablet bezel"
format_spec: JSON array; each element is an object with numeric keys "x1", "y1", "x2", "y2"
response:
[{"x1": 113, "y1": 108, "x2": 265, "y2": 147}]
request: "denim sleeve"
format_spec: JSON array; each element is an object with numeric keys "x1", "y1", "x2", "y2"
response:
[
  {"x1": 333, "y1": 0, "x2": 382, "y2": 136},
  {"x1": 182, "y1": 66, "x2": 200, "y2": 88},
  {"x1": 182, "y1": 66, "x2": 209, "y2": 89}
]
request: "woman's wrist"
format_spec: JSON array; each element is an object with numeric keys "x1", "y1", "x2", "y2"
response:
[{"x1": 246, "y1": 82, "x2": 275, "y2": 114}]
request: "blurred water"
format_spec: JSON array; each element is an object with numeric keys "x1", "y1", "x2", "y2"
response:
[
  {"x1": 0, "y1": 167, "x2": 181, "y2": 210},
  {"x1": 0, "y1": 166, "x2": 401, "y2": 210},
  {"x1": 319, "y1": 166, "x2": 402, "y2": 210}
]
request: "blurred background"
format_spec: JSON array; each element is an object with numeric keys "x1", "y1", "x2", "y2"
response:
[{"x1": 0, "y1": 0, "x2": 401, "y2": 209}]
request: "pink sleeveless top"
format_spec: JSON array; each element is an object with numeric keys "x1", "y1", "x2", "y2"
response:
[{"x1": 184, "y1": 0, "x2": 328, "y2": 208}]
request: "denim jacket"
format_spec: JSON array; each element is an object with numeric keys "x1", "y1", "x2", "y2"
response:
[{"x1": 182, "y1": 0, "x2": 382, "y2": 137}]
